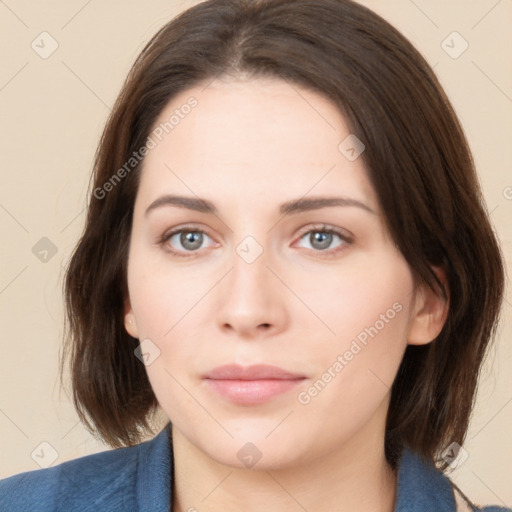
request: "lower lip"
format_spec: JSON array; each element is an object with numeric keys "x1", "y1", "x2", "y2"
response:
[{"x1": 204, "y1": 378, "x2": 305, "y2": 405}]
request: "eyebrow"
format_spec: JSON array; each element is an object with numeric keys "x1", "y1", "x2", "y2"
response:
[{"x1": 144, "y1": 194, "x2": 376, "y2": 217}]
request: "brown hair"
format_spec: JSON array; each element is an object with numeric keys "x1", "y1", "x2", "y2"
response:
[{"x1": 62, "y1": 0, "x2": 505, "y2": 467}]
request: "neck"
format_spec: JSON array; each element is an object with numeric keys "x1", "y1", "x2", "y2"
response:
[{"x1": 171, "y1": 425, "x2": 397, "y2": 512}]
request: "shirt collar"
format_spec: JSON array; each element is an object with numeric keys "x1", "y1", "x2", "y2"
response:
[{"x1": 394, "y1": 447, "x2": 456, "y2": 511}]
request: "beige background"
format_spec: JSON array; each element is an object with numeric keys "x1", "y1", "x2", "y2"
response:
[{"x1": 1, "y1": 0, "x2": 511, "y2": 507}]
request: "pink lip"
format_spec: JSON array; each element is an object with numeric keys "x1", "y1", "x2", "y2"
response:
[{"x1": 203, "y1": 364, "x2": 306, "y2": 405}]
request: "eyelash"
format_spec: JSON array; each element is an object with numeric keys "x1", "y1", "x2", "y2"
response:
[{"x1": 158, "y1": 223, "x2": 353, "y2": 259}]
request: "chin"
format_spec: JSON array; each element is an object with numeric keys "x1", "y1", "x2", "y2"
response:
[{"x1": 189, "y1": 426, "x2": 314, "y2": 471}]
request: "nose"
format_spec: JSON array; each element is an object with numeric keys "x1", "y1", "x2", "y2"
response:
[{"x1": 215, "y1": 245, "x2": 289, "y2": 339}]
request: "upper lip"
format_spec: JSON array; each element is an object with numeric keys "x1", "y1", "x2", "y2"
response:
[{"x1": 204, "y1": 364, "x2": 305, "y2": 380}]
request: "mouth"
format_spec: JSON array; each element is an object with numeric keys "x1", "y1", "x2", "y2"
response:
[{"x1": 202, "y1": 364, "x2": 307, "y2": 405}]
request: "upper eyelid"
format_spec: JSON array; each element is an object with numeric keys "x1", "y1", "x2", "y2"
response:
[
  {"x1": 162, "y1": 223, "x2": 349, "y2": 237},
  {"x1": 162, "y1": 223, "x2": 213, "y2": 237},
  {"x1": 295, "y1": 223, "x2": 353, "y2": 240}
]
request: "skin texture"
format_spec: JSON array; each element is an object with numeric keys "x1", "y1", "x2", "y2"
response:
[{"x1": 124, "y1": 78, "x2": 449, "y2": 512}]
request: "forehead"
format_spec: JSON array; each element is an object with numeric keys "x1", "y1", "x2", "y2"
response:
[{"x1": 136, "y1": 78, "x2": 378, "y2": 212}]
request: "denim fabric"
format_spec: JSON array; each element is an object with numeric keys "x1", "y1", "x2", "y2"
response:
[{"x1": 1, "y1": 423, "x2": 510, "y2": 512}]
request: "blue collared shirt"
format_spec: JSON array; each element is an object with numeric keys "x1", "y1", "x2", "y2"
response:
[{"x1": 1, "y1": 423, "x2": 510, "y2": 511}]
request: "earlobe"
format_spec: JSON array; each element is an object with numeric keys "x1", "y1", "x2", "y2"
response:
[
  {"x1": 124, "y1": 300, "x2": 139, "y2": 338},
  {"x1": 408, "y1": 266, "x2": 450, "y2": 346}
]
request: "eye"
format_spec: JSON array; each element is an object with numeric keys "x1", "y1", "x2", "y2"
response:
[
  {"x1": 160, "y1": 227, "x2": 216, "y2": 256},
  {"x1": 159, "y1": 224, "x2": 351, "y2": 258},
  {"x1": 295, "y1": 225, "x2": 352, "y2": 255}
]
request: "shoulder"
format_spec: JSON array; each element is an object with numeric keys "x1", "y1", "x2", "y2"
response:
[
  {"x1": 453, "y1": 486, "x2": 512, "y2": 512},
  {"x1": 0, "y1": 441, "x2": 140, "y2": 511},
  {"x1": 0, "y1": 423, "x2": 172, "y2": 512},
  {"x1": 395, "y1": 449, "x2": 511, "y2": 512}
]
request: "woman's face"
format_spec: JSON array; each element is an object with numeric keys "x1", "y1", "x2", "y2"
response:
[{"x1": 124, "y1": 77, "x2": 437, "y2": 469}]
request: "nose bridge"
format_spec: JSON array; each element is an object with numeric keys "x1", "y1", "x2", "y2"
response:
[
  {"x1": 215, "y1": 233, "x2": 288, "y2": 336},
  {"x1": 226, "y1": 219, "x2": 272, "y2": 290},
  {"x1": 229, "y1": 235, "x2": 273, "y2": 304}
]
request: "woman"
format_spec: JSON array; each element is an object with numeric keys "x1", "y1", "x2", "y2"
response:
[{"x1": 1, "y1": 0, "x2": 509, "y2": 510}]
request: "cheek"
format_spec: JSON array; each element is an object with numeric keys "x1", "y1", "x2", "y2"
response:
[
  {"x1": 294, "y1": 251, "x2": 414, "y2": 351},
  {"x1": 290, "y1": 298, "x2": 412, "y2": 455},
  {"x1": 326, "y1": 299, "x2": 410, "y2": 397},
  {"x1": 127, "y1": 252, "x2": 204, "y2": 340},
  {"x1": 127, "y1": 260, "x2": 207, "y2": 425},
  {"x1": 293, "y1": 254, "x2": 414, "y2": 407},
  {"x1": 301, "y1": 300, "x2": 410, "y2": 399},
  {"x1": 126, "y1": 251, "x2": 213, "y2": 398}
]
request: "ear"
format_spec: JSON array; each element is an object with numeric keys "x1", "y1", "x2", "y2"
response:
[
  {"x1": 408, "y1": 266, "x2": 449, "y2": 346},
  {"x1": 124, "y1": 298, "x2": 139, "y2": 339}
]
